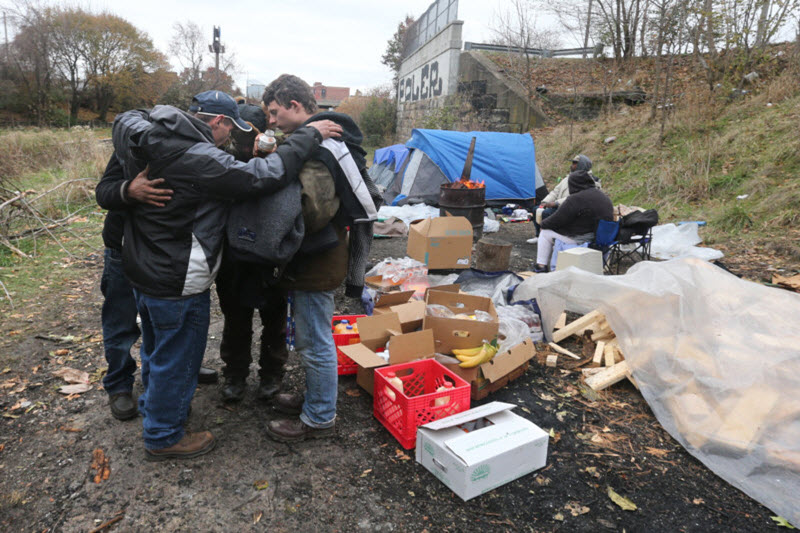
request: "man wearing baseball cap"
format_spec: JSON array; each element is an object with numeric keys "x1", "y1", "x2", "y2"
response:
[{"x1": 113, "y1": 90, "x2": 342, "y2": 461}]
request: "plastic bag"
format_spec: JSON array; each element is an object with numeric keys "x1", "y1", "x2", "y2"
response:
[
  {"x1": 426, "y1": 304, "x2": 454, "y2": 318},
  {"x1": 651, "y1": 223, "x2": 723, "y2": 260},
  {"x1": 496, "y1": 316, "x2": 531, "y2": 353},
  {"x1": 483, "y1": 218, "x2": 500, "y2": 233},
  {"x1": 497, "y1": 303, "x2": 543, "y2": 342},
  {"x1": 474, "y1": 310, "x2": 493, "y2": 322}
]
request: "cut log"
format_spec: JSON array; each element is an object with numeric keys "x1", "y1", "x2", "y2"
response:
[
  {"x1": 475, "y1": 237, "x2": 513, "y2": 272},
  {"x1": 593, "y1": 341, "x2": 606, "y2": 365},
  {"x1": 551, "y1": 310, "x2": 604, "y2": 343},
  {"x1": 554, "y1": 312, "x2": 567, "y2": 330},
  {"x1": 585, "y1": 361, "x2": 630, "y2": 391},
  {"x1": 547, "y1": 342, "x2": 581, "y2": 360},
  {"x1": 546, "y1": 355, "x2": 558, "y2": 367}
]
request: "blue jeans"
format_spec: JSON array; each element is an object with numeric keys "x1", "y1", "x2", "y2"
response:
[
  {"x1": 100, "y1": 248, "x2": 140, "y2": 396},
  {"x1": 134, "y1": 289, "x2": 210, "y2": 450},
  {"x1": 293, "y1": 290, "x2": 337, "y2": 428}
]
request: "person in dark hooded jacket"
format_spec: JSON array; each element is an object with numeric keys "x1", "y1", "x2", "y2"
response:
[
  {"x1": 117, "y1": 90, "x2": 343, "y2": 461},
  {"x1": 260, "y1": 74, "x2": 381, "y2": 443},
  {"x1": 534, "y1": 168, "x2": 613, "y2": 272}
]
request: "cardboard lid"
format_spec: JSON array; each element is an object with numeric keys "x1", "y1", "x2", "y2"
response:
[
  {"x1": 375, "y1": 290, "x2": 415, "y2": 308},
  {"x1": 480, "y1": 339, "x2": 535, "y2": 382},
  {"x1": 421, "y1": 402, "x2": 516, "y2": 430},
  {"x1": 424, "y1": 284, "x2": 460, "y2": 299},
  {"x1": 445, "y1": 412, "x2": 543, "y2": 466},
  {"x1": 356, "y1": 313, "x2": 402, "y2": 343},
  {"x1": 387, "y1": 329, "x2": 435, "y2": 364},
  {"x1": 425, "y1": 290, "x2": 498, "y2": 318}
]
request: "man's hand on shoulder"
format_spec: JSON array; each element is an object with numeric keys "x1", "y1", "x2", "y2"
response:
[
  {"x1": 307, "y1": 119, "x2": 342, "y2": 140},
  {"x1": 126, "y1": 166, "x2": 173, "y2": 207}
]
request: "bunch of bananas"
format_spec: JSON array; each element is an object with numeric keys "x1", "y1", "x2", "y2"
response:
[{"x1": 453, "y1": 340, "x2": 499, "y2": 368}]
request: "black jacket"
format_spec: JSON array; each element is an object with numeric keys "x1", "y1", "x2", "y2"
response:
[
  {"x1": 541, "y1": 170, "x2": 613, "y2": 238},
  {"x1": 118, "y1": 105, "x2": 322, "y2": 298}
]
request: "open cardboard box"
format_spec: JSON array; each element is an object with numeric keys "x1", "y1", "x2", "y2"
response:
[
  {"x1": 340, "y1": 315, "x2": 436, "y2": 395},
  {"x1": 443, "y1": 339, "x2": 536, "y2": 400},
  {"x1": 372, "y1": 290, "x2": 426, "y2": 333},
  {"x1": 407, "y1": 217, "x2": 473, "y2": 270},
  {"x1": 415, "y1": 401, "x2": 549, "y2": 501},
  {"x1": 423, "y1": 290, "x2": 499, "y2": 355}
]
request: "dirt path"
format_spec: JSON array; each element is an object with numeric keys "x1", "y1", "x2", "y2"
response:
[{"x1": 0, "y1": 221, "x2": 790, "y2": 532}]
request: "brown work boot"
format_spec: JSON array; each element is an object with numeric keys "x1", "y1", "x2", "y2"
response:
[
  {"x1": 273, "y1": 392, "x2": 304, "y2": 416},
  {"x1": 145, "y1": 431, "x2": 216, "y2": 462},
  {"x1": 265, "y1": 418, "x2": 336, "y2": 443}
]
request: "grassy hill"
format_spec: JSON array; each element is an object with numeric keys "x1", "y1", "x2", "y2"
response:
[{"x1": 531, "y1": 65, "x2": 800, "y2": 272}]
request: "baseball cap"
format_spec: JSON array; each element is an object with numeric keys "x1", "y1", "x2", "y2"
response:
[{"x1": 189, "y1": 90, "x2": 252, "y2": 132}]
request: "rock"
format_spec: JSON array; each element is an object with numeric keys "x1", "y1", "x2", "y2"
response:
[
  {"x1": 743, "y1": 71, "x2": 759, "y2": 83},
  {"x1": 604, "y1": 136, "x2": 617, "y2": 145}
]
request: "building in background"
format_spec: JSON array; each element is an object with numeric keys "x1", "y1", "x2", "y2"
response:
[
  {"x1": 247, "y1": 81, "x2": 265, "y2": 101},
  {"x1": 312, "y1": 82, "x2": 350, "y2": 110}
]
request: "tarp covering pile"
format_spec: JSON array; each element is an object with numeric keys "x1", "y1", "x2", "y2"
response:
[{"x1": 514, "y1": 258, "x2": 800, "y2": 527}]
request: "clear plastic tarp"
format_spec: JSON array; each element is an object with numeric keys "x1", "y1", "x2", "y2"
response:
[{"x1": 513, "y1": 258, "x2": 800, "y2": 527}]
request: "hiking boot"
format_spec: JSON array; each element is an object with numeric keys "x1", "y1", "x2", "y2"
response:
[
  {"x1": 109, "y1": 392, "x2": 138, "y2": 421},
  {"x1": 197, "y1": 366, "x2": 219, "y2": 384},
  {"x1": 265, "y1": 418, "x2": 336, "y2": 443},
  {"x1": 256, "y1": 375, "x2": 282, "y2": 402},
  {"x1": 144, "y1": 431, "x2": 216, "y2": 462},
  {"x1": 273, "y1": 392, "x2": 304, "y2": 416},
  {"x1": 221, "y1": 376, "x2": 246, "y2": 403}
]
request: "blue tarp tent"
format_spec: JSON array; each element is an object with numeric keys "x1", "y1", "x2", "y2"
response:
[
  {"x1": 368, "y1": 144, "x2": 410, "y2": 190},
  {"x1": 381, "y1": 129, "x2": 546, "y2": 208}
]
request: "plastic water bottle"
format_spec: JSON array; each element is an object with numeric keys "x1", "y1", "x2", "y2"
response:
[{"x1": 385, "y1": 371, "x2": 404, "y2": 401}]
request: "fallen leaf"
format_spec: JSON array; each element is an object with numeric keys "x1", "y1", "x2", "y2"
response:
[
  {"x1": 408, "y1": 491, "x2": 415, "y2": 497},
  {"x1": 32, "y1": 365, "x2": 40, "y2": 374},
  {"x1": 345, "y1": 388, "x2": 361, "y2": 397},
  {"x1": 8, "y1": 331, "x2": 21, "y2": 336},
  {"x1": 253, "y1": 511, "x2": 263, "y2": 524},
  {"x1": 91, "y1": 448, "x2": 111, "y2": 484},
  {"x1": 59, "y1": 383, "x2": 92, "y2": 395},
  {"x1": 585, "y1": 466, "x2": 600, "y2": 478},
  {"x1": 549, "y1": 428, "x2": 556, "y2": 438},
  {"x1": 52, "y1": 349, "x2": 70, "y2": 356},
  {"x1": 253, "y1": 480, "x2": 269, "y2": 491},
  {"x1": 607, "y1": 486, "x2": 637, "y2": 511},
  {"x1": 1, "y1": 368, "x2": 9, "y2": 374},
  {"x1": 539, "y1": 392, "x2": 556, "y2": 402},
  {"x1": 89, "y1": 335, "x2": 103, "y2": 343},
  {"x1": 53, "y1": 367, "x2": 89, "y2": 384},
  {"x1": 0, "y1": 443, "x2": 4, "y2": 452},
  {"x1": 556, "y1": 411, "x2": 568, "y2": 422},
  {"x1": 554, "y1": 512, "x2": 565, "y2": 521},
  {"x1": 646, "y1": 447, "x2": 670, "y2": 457},
  {"x1": 59, "y1": 426, "x2": 82, "y2": 433},
  {"x1": 521, "y1": 407, "x2": 531, "y2": 414},
  {"x1": 771, "y1": 516, "x2": 796, "y2": 529},
  {"x1": 535, "y1": 476, "x2": 551, "y2": 486},
  {"x1": 360, "y1": 469, "x2": 372, "y2": 478},
  {"x1": 2, "y1": 413, "x2": 20, "y2": 419},
  {"x1": 693, "y1": 498, "x2": 705, "y2": 505},
  {"x1": 395, "y1": 448, "x2": 411, "y2": 461},
  {"x1": 565, "y1": 501, "x2": 590, "y2": 516}
]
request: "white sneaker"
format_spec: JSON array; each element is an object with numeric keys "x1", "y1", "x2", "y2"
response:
[{"x1": 526, "y1": 237, "x2": 538, "y2": 244}]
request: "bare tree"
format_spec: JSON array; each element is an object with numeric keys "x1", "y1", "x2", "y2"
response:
[
  {"x1": 492, "y1": 0, "x2": 561, "y2": 129},
  {"x1": 49, "y1": 7, "x2": 91, "y2": 123},
  {"x1": 169, "y1": 21, "x2": 205, "y2": 96}
]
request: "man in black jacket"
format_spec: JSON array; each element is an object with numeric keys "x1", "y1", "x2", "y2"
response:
[
  {"x1": 96, "y1": 121, "x2": 219, "y2": 421},
  {"x1": 535, "y1": 169, "x2": 614, "y2": 272},
  {"x1": 115, "y1": 90, "x2": 342, "y2": 460}
]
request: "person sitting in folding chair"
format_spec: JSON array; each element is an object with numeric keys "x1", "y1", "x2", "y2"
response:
[{"x1": 533, "y1": 169, "x2": 613, "y2": 273}]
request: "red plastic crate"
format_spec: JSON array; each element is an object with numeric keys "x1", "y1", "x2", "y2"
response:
[
  {"x1": 373, "y1": 359, "x2": 471, "y2": 449},
  {"x1": 333, "y1": 315, "x2": 365, "y2": 375}
]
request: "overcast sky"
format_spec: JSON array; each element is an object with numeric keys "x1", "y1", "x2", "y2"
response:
[{"x1": 65, "y1": 0, "x2": 568, "y2": 93}]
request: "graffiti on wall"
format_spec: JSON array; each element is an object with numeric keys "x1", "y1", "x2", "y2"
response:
[{"x1": 397, "y1": 53, "x2": 453, "y2": 103}]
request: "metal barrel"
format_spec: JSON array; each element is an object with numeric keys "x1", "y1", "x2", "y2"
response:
[{"x1": 439, "y1": 185, "x2": 486, "y2": 241}]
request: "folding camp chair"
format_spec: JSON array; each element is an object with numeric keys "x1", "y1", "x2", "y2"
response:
[{"x1": 591, "y1": 220, "x2": 620, "y2": 274}]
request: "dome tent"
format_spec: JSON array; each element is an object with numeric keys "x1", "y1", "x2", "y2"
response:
[{"x1": 381, "y1": 129, "x2": 547, "y2": 209}]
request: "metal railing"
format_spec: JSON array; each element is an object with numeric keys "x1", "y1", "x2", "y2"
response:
[{"x1": 464, "y1": 41, "x2": 604, "y2": 58}]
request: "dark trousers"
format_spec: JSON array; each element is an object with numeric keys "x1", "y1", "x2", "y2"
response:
[
  {"x1": 216, "y1": 259, "x2": 288, "y2": 381},
  {"x1": 100, "y1": 248, "x2": 140, "y2": 396}
]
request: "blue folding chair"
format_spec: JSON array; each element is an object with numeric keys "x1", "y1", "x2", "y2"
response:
[{"x1": 591, "y1": 220, "x2": 621, "y2": 274}]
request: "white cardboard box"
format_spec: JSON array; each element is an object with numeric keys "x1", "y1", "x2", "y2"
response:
[{"x1": 415, "y1": 402, "x2": 549, "y2": 501}]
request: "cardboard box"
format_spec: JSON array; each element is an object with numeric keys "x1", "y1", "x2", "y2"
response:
[
  {"x1": 444, "y1": 339, "x2": 536, "y2": 400},
  {"x1": 372, "y1": 290, "x2": 426, "y2": 333},
  {"x1": 339, "y1": 317, "x2": 436, "y2": 395},
  {"x1": 415, "y1": 402, "x2": 549, "y2": 501},
  {"x1": 423, "y1": 290, "x2": 499, "y2": 354},
  {"x1": 407, "y1": 217, "x2": 473, "y2": 270}
]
